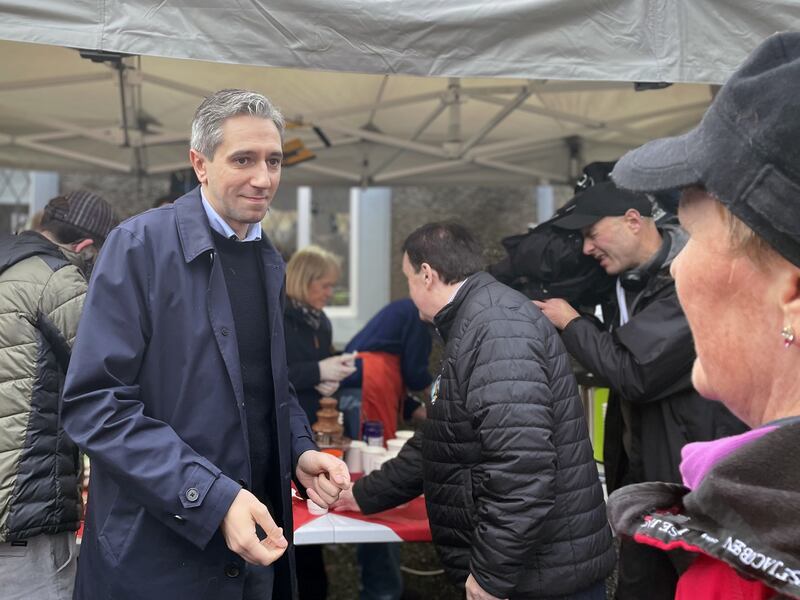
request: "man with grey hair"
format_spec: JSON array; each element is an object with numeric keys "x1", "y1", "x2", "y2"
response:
[{"x1": 62, "y1": 89, "x2": 350, "y2": 600}]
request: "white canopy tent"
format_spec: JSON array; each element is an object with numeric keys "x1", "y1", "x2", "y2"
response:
[{"x1": 0, "y1": 1, "x2": 795, "y2": 185}]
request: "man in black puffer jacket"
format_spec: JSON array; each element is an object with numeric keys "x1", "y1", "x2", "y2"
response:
[{"x1": 333, "y1": 222, "x2": 614, "y2": 599}]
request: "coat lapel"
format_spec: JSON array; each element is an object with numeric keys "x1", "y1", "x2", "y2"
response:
[{"x1": 175, "y1": 188, "x2": 246, "y2": 414}]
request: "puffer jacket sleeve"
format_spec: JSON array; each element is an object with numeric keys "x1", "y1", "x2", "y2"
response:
[
  {"x1": 37, "y1": 263, "x2": 87, "y2": 367},
  {"x1": 352, "y1": 430, "x2": 424, "y2": 514},
  {"x1": 61, "y1": 227, "x2": 241, "y2": 550},
  {"x1": 560, "y1": 287, "x2": 696, "y2": 403},
  {"x1": 464, "y1": 306, "x2": 557, "y2": 598}
]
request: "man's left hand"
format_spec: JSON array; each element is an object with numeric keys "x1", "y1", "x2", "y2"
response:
[
  {"x1": 314, "y1": 380, "x2": 340, "y2": 397},
  {"x1": 296, "y1": 450, "x2": 351, "y2": 509},
  {"x1": 466, "y1": 574, "x2": 506, "y2": 600},
  {"x1": 532, "y1": 298, "x2": 580, "y2": 331}
]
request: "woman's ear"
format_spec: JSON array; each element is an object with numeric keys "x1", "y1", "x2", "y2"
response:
[{"x1": 779, "y1": 264, "x2": 800, "y2": 336}]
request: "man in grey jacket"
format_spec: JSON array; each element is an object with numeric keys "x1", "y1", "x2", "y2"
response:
[
  {"x1": 334, "y1": 222, "x2": 613, "y2": 600},
  {"x1": 0, "y1": 191, "x2": 117, "y2": 600}
]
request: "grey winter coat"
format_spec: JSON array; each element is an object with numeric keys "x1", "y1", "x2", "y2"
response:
[{"x1": 0, "y1": 232, "x2": 86, "y2": 542}]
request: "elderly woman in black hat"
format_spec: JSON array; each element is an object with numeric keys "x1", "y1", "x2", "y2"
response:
[{"x1": 607, "y1": 32, "x2": 800, "y2": 599}]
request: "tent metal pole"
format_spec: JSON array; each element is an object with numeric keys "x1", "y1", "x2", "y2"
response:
[
  {"x1": 368, "y1": 99, "x2": 448, "y2": 177},
  {"x1": 466, "y1": 135, "x2": 562, "y2": 159},
  {"x1": 460, "y1": 84, "x2": 529, "y2": 96},
  {"x1": 477, "y1": 95, "x2": 653, "y2": 145},
  {"x1": 14, "y1": 139, "x2": 131, "y2": 172},
  {"x1": 317, "y1": 122, "x2": 448, "y2": 158},
  {"x1": 475, "y1": 94, "x2": 606, "y2": 129},
  {"x1": 0, "y1": 107, "x2": 124, "y2": 145},
  {"x1": 372, "y1": 159, "x2": 465, "y2": 183},
  {"x1": 139, "y1": 73, "x2": 213, "y2": 98},
  {"x1": 473, "y1": 157, "x2": 563, "y2": 181},
  {"x1": 146, "y1": 161, "x2": 190, "y2": 175},
  {"x1": 294, "y1": 162, "x2": 361, "y2": 182},
  {"x1": 373, "y1": 154, "x2": 562, "y2": 184},
  {"x1": 604, "y1": 101, "x2": 708, "y2": 126},
  {"x1": 365, "y1": 76, "x2": 390, "y2": 127},
  {"x1": 459, "y1": 87, "x2": 533, "y2": 155},
  {"x1": 305, "y1": 136, "x2": 361, "y2": 151},
  {"x1": 306, "y1": 91, "x2": 443, "y2": 120},
  {"x1": 0, "y1": 73, "x2": 113, "y2": 93}
]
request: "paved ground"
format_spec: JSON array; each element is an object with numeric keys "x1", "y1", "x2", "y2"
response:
[
  {"x1": 325, "y1": 542, "x2": 462, "y2": 600},
  {"x1": 324, "y1": 541, "x2": 617, "y2": 599}
]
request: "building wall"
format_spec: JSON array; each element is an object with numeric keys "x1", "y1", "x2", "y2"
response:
[
  {"x1": 57, "y1": 174, "x2": 572, "y2": 306},
  {"x1": 59, "y1": 172, "x2": 171, "y2": 220},
  {"x1": 389, "y1": 185, "x2": 542, "y2": 300}
]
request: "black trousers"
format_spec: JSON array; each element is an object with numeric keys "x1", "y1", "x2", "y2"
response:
[
  {"x1": 615, "y1": 538, "x2": 678, "y2": 600},
  {"x1": 295, "y1": 544, "x2": 328, "y2": 600}
]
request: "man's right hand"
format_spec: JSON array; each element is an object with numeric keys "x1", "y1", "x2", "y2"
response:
[
  {"x1": 532, "y1": 298, "x2": 580, "y2": 331},
  {"x1": 330, "y1": 487, "x2": 362, "y2": 513},
  {"x1": 220, "y1": 489, "x2": 288, "y2": 565}
]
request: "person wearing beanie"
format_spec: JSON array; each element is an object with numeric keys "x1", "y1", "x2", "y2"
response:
[{"x1": 0, "y1": 190, "x2": 118, "y2": 600}]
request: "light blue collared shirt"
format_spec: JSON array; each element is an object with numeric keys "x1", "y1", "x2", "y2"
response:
[{"x1": 200, "y1": 188, "x2": 262, "y2": 242}]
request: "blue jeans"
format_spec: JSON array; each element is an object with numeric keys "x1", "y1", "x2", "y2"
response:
[{"x1": 357, "y1": 542, "x2": 402, "y2": 600}]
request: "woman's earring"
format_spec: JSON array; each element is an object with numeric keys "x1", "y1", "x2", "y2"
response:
[{"x1": 781, "y1": 325, "x2": 795, "y2": 348}]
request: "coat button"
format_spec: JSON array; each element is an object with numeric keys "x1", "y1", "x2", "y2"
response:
[
  {"x1": 224, "y1": 564, "x2": 240, "y2": 578},
  {"x1": 221, "y1": 327, "x2": 230, "y2": 336},
  {"x1": 186, "y1": 487, "x2": 199, "y2": 502}
]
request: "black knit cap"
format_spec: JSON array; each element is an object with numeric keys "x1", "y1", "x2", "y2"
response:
[
  {"x1": 612, "y1": 32, "x2": 800, "y2": 268},
  {"x1": 43, "y1": 190, "x2": 118, "y2": 243}
]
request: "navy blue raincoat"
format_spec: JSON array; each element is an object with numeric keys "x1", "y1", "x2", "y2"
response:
[{"x1": 62, "y1": 188, "x2": 316, "y2": 599}]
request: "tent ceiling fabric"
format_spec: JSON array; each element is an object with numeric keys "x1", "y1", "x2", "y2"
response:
[
  {"x1": 0, "y1": 2, "x2": 794, "y2": 185},
  {"x1": 0, "y1": 40, "x2": 712, "y2": 185},
  {"x1": 0, "y1": 1, "x2": 790, "y2": 82}
]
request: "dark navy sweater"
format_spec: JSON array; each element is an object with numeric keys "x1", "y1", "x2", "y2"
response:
[
  {"x1": 212, "y1": 231, "x2": 274, "y2": 504},
  {"x1": 343, "y1": 298, "x2": 433, "y2": 391}
]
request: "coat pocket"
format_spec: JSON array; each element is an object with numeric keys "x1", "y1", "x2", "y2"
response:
[
  {"x1": 462, "y1": 469, "x2": 475, "y2": 510},
  {"x1": 98, "y1": 493, "x2": 142, "y2": 565}
]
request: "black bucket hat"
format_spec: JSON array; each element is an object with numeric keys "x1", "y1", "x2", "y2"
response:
[{"x1": 612, "y1": 32, "x2": 800, "y2": 268}]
